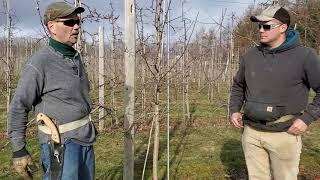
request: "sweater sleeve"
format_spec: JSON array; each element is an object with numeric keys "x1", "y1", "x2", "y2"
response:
[
  {"x1": 8, "y1": 63, "x2": 44, "y2": 152},
  {"x1": 229, "y1": 57, "x2": 246, "y2": 114},
  {"x1": 299, "y1": 49, "x2": 320, "y2": 125}
]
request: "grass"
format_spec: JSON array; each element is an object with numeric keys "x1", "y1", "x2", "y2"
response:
[
  {"x1": 93, "y1": 124, "x2": 246, "y2": 180},
  {"x1": 1, "y1": 87, "x2": 320, "y2": 179}
]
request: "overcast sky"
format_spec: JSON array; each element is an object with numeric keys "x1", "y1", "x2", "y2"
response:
[{"x1": 0, "y1": 0, "x2": 268, "y2": 41}]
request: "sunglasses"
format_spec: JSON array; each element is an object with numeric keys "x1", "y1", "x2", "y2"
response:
[
  {"x1": 258, "y1": 24, "x2": 282, "y2": 31},
  {"x1": 56, "y1": 19, "x2": 81, "y2": 27}
]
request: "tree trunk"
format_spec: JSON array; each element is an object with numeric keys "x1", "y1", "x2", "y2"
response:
[
  {"x1": 74, "y1": 0, "x2": 83, "y2": 54},
  {"x1": 198, "y1": 44, "x2": 202, "y2": 91},
  {"x1": 152, "y1": 1, "x2": 163, "y2": 179},
  {"x1": 182, "y1": 1, "x2": 187, "y2": 122},
  {"x1": 5, "y1": 0, "x2": 12, "y2": 134},
  {"x1": 142, "y1": 45, "x2": 146, "y2": 121},
  {"x1": 185, "y1": 51, "x2": 190, "y2": 121},
  {"x1": 152, "y1": 85, "x2": 160, "y2": 180},
  {"x1": 166, "y1": 4, "x2": 170, "y2": 178},
  {"x1": 138, "y1": 8, "x2": 147, "y2": 122},
  {"x1": 111, "y1": 18, "x2": 118, "y2": 125}
]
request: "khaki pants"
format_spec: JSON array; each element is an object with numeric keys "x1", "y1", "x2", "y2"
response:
[{"x1": 242, "y1": 126, "x2": 302, "y2": 180}]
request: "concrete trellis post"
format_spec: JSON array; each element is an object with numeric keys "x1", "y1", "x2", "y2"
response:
[
  {"x1": 124, "y1": 0, "x2": 136, "y2": 179},
  {"x1": 98, "y1": 26, "x2": 105, "y2": 131}
]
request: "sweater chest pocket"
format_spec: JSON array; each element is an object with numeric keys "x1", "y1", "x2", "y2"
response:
[{"x1": 47, "y1": 71, "x2": 84, "y2": 99}]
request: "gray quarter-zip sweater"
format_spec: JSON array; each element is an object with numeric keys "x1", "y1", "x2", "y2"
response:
[{"x1": 8, "y1": 41, "x2": 96, "y2": 153}]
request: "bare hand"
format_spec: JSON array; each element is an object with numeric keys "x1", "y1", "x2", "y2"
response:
[
  {"x1": 13, "y1": 155, "x2": 37, "y2": 180},
  {"x1": 230, "y1": 112, "x2": 244, "y2": 128},
  {"x1": 287, "y1": 118, "x2": 308, "y2": 136}
]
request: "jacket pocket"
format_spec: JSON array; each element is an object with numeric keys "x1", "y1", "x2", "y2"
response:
[{"x1": 244, "y1": 101, "x2": 285, "y2": 122}]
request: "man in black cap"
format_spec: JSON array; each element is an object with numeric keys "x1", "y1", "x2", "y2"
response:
[
  {"x1": 229, "y1": 5, "x2": 320, "y2": 180},
  {"x1": 8, "y1": 2, "x2": 96, "y2": 179}
]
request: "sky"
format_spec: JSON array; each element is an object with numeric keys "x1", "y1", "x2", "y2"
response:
[{"x1": 0, "y1": 0, "x2": 268, "y2": 41}]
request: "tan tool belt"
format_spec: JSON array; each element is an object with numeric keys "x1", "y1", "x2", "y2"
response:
[
  {"x1": 38, "y1": 115, "x2": 91, "y2": 134},
  {"x1": 266, "y1": 114, "x2": 295, "y2": 125}
]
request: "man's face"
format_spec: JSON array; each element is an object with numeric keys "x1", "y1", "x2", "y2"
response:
[
  {"x1": 47, "y1": 12, "x2": 80, "y2": 46},
  {"x1": 258, "y1": 19, "x2": 287, "y2": 46}
]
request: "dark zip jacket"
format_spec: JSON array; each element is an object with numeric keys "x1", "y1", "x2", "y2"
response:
[{"x1": 229, "y1": 29, "x2": 320, "y2": 132}]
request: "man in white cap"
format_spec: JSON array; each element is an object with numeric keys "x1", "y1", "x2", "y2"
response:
[{"x1": 229, "y1": 5, "x2": 320, "y2": 180}]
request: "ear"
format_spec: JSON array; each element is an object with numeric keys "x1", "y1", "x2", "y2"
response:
[
  {"x1": 280, "y1": 24, "x2": 288, "y2": 33},
  {"x1": 47, "y1": 21, "x2": 57, "y2": 35}
]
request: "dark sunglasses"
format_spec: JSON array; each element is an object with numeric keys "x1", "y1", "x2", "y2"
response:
[
  {"x1": 56, "y1": 19, "x2": 81, "y2": 27},
  {"x1": 258, "y1": 24, "x2": 281, "y2": 31}
]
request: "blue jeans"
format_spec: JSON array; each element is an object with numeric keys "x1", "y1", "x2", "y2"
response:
[{"x1": 41, "y1": 139, "x2": 95, "y2": 180}]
